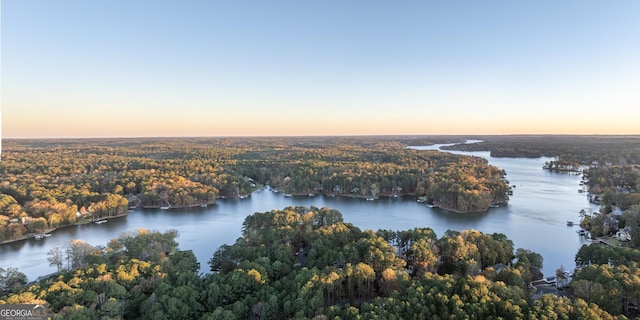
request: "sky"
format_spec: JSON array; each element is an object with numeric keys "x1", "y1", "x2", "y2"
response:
[{"x1": 2, "y1": 0, "x2": 640, "y2": 138}]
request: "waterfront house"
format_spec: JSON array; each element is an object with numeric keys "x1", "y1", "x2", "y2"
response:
[
  {"x1": 531, "y1": 286, "x2": 570, "y2": 301},
  {"x1": 615, "y1": 226, "x2": 631, "y2": 242},
  {"x1": 492, "y1": 263, "x2": 508, "y2": 274},
  {"x1": 612, "y1": 207, "x2": 623, "y2": 216}
]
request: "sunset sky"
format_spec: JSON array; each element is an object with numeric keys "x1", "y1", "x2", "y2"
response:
[{"x1": 2, "y1": 1, "x2": 640, "y2": 138}]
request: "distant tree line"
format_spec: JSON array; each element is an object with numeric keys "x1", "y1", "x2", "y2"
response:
[{"x1": 442, "y1": 135, "x2": 640, "y2": 166}]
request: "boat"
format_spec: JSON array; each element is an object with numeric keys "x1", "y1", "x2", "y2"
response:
[
  {"x1": 428, "y1": 204, "x2": 436, "y2": 208},
  {"x1": 200, "y1": 204, "x2": 207, "y2": 208},
  {"x1": 309, "y1": 193, "x2": 315, "y2": 197},
  {"x1": 577, "y1": 229, "x2": 587, "y2": 235},
  {"x1": 95, "y1": 220, "x2": 107, "y2": 224},
  {"x1": 566, "y1": 221, "x2": 574, "y2": 226},
  {"x1": 160, "y1": 204, "x2": 171, "y2": 209},
  {"x1": 43, "y1": 233, "x2": 52, "y2": 237},
  {"x1": 34, "y1": 234, "x2": 45, "y2": 240},
  {"x1": 366, "y1": 197, "x2": 374, "y2": 201},
  {"x1": 284, "y1": 193, "x2": 292, "y2": 197}
]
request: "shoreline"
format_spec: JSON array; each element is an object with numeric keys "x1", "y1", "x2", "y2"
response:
[
  {"x1": 0, "y1": 213, "x2": 129, "y2": 245},
  {"x1": 277, "y1": 192, "x2": 503, "y2": 214},
  {"x1": 0, "y1": 192, "x2": 497, "y2": 247},
  {"x1": 141, "y1": 201, "x2": 216, "y2": 209}
]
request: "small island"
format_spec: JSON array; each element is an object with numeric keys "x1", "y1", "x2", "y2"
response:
[{"x1": 543, "y1": 160, "x2": 583, "y2": 173}]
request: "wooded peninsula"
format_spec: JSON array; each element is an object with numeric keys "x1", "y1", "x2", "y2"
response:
[
  {"x1": 0, "y1": 136, "x2": 510, "y2": 242},
  {"x1": 0, "y1": 206, "x2": 631, "y2": 319}
]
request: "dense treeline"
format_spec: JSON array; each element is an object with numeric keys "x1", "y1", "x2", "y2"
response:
[
  {"x1": 573, "y1": 243, "x2": 640, "y2": 316},
  {"x1": 579, "y1": 165, "x2": 640, "y2": 243},
  {"x1": 584, "y1": 165, "x2": 640, "y2": 202},
  {"x1": 443, "y1": 135, "x2": 640, "y2": 166},
  {"x1": 0, "y1": 228, "x2": 188, "y2": 319},
  {"x1": 0, "y1": 137, "x2": 509, "y2": 242},
  {"x1": 0, "y1": 207, "x2": 620, "y2": 319}
]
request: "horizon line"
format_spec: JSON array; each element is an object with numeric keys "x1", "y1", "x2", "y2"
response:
[{"x1": 3, "y1": 133, "x2": 640, "y2": 140}]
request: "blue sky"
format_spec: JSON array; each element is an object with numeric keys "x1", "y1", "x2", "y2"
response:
[{"x1": 2, "y1": 1, "x2": 640, "y2": 138}]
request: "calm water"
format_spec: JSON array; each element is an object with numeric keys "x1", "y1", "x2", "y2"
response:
[{"x1": 0, "y1": 143, "x2": 597, "y2": 280}]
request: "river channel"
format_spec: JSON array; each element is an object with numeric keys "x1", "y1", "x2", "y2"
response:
[{"x1": 0, "y1": 142, "x2": 598, "y2": 280}]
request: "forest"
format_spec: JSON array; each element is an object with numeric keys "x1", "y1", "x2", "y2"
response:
[
  {"x1": 0, "y1": 137, "x2": 509, "y2": 242},
  {"x1": 0, "y1": 206, "x2": 628, "y2": 319},
  {"x1": 443, "y1": 135, "x2": 640, "y2": 166},
  {"x1": 432, "y1": 135, "x2": 640, "y2": 252},
  {"x1": 2, "y1": 135, "x2": 640, "y2": 318}
]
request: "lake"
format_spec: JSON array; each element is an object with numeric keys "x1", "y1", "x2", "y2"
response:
[{"x1": 0, "y1": 143, "x2": 598, "y2": 280}]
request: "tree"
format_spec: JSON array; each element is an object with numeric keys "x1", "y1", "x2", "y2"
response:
[
  {"x1": 7, "y1": 223, "x2": 25, "y2": 240},
  {"x1": 623, "y1": 204, "x2": 640, "y2": 247},
  {"x1": 0, "y1": 267, "x2": 27, "y2": 293},
  {"x1": 410, "y1": 238, "x2": 438, "y2": 275},
  {"x1": 116, "y1": 229, "x2": 179, "y2": 262},
  {"x1": 141, "y1": 283, "x2": 205, "y2": 320},
  {"x1": 379, "y1": 268, "x2": 398, "y2": 296},
  {"x1": 29, "y1": 217, "x2": 48, "y2": 234},
  {"x1": 48, "y1": 245, "x2": 65, "y2": 272},
  {"x1": 438, "y1": 233, "x2": 479, "y2": 275},
  {"x1": 66, "y1": 239, "x2": 97, "y2": 270},
  {"x1": 353, "y1": 262, "x2": 375, "y2": 300},
  {"x1": 209, "y1": 245, "x2": 236, "y2": 273}
]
